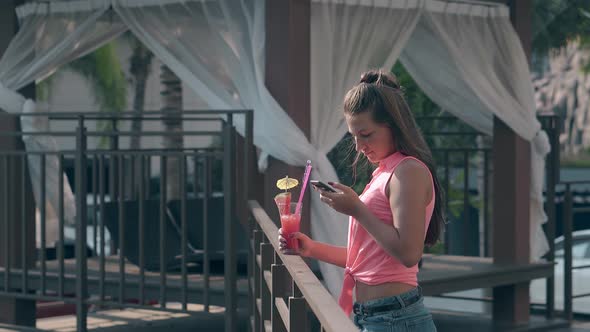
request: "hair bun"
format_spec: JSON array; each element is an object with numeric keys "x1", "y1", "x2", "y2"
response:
[{"x1": 359, "y1": 70, "x2": 400, "y2": 89}]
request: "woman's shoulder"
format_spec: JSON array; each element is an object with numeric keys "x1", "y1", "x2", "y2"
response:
[
  {"x1": 395, "y1": 156, "x2": 429, "y2": 173},
  {"x1": 392, "y1": 157, "x2": 432, "y2": 185},
  {"x1": 389, "y1": 157, "x2": 433, "y2": 203}
]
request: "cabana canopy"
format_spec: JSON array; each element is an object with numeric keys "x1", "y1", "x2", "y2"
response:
[{"x1": 0, "y1": 0, "x2": 549, "y2": 297}]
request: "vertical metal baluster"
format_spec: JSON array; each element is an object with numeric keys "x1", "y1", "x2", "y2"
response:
[
  {"x1": 3, "y1": 156, "x2": 9, "y2": 292},
  {"x1": 75, "y1": 117, "x2": 88, "y2": 332},
  {"x1": 563, "y1": 185, "x2": 573, "y2": 322},
  {"x1": 92, "y1": 154, "x2": 98, "y2": 256},
  {"x1": 130, "y1": 153, "x2": 135, "y2": 200},
  {"x1": 444, "y1": 151, "x2": 450, "y2": 254},
  {"x1": 160, "y1": 155, "x2": 167, "y2": 308},
  {"x1": 180, "y1": 155, "x2": 187, "y2": 310},
  {"x1": 483, "y1": 150, "x2": 489, "y2": 257},
  {"x1": 223, "y1": 117, "x2": 237, "y2": 331},
  {"x1": 99, "y1": 154, "x2": 106, "y2": 303},
  {"x1": 545, "y1": 117, "x2": 558, "y2": 319},
  {"x1": 146, "y1": 156, "x2": 151, "y2": 199},
  {"x1": 21, "y1": 154, "x2": 27, "y2": 294},
  {"x1": 463, "y1": 151, "x2": 469, "y2": 255},
  {"x1": 138, "y1": 154, "x2": 145, "y2": 306},
  {"x1": 203, "y1": 155, "x2": 211, "y2": 311},
  {"x1": 109, "y1": 120, "x2": 118, "y2": 200},
  {"x1": 40, "y1": 154, "x2": 46, "y2": 295},
  {"x1": 245, "y1": 112, "x2": 254, "y2": 329},
  {"x1": 118, "y1": 155, "x2": 125, "y2": 304},
  {"x1": 58, "y1": 154, "x2": 65, "y2": 299},
  {"x1": 244, "y1": 110, "x2": 253, "y2": 203}
]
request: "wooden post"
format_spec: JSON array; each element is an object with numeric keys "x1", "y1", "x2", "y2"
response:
[
  {"x1": 492, "y1": 0, "x2": 532, "y2": 324},
  {"x1": 264, "y1": 0, "x2": 311, "y2": 237},
  {"x1": 0, "y1": 0, "x2": 37, "y2": 327}
]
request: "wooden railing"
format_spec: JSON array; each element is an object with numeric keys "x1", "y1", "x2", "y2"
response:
[{"x1": 248, "y1": 200, "x2": 357, "y2": 332}]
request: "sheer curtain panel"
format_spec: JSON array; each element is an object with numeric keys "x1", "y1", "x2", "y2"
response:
[
  {"x1": 0, "y1": 1, "x2": 126, "y2": 244},
  {"x1": 403, "y1": 3, "x2": 550, "y2": 259}
]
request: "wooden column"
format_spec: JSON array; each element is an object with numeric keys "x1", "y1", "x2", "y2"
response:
[
  {"x1": 0, "y1": 0, "x2": 37, "y2": 326},
  {"x1": 492, "y1": 0, "x2": 532, "y2": 324},
  {"x1": 264, "y1": 0, "x2": 311, "y2": 236}
]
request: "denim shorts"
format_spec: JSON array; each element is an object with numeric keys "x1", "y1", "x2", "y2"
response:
[{"x1": 352, "y1": 287, "x2": 436, "y2": 332}]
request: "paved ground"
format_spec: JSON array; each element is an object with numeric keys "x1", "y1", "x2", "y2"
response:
[
  {"x1": 0, "y1": 304, "x2": 248, "y2": 332},
  {"x1": 554, "y1": 321, "x2": 590, "y2": 332},
  {"x1": 432, "y1": 309, "x2": 588, "y2": 332},
  {"x1": 0, "y1": 306, "x2": 588, "y2": 331}
]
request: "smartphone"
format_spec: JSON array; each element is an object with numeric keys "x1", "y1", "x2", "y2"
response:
[{"x1": 310, "y1": 180, "x2": 337, "y2": 193}]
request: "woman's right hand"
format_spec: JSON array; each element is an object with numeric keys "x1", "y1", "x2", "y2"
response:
[{"x1": 278, "y1": 228, "x2": 315, "y2": 257}]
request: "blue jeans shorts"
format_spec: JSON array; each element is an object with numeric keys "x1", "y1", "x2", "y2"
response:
[{"x1": 352, "y1": 286, "x2": 436, "y2": 332}]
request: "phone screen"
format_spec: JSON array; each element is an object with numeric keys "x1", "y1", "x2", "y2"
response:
[{"x1": 310, "y1": 180, "x2": 337, "y2": 193}]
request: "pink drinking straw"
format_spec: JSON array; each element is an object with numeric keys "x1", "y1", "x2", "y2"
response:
[{"x1": 295, "y1": 160, "x2": 312, "y2": 216}]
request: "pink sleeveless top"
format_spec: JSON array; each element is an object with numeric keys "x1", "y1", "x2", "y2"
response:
[{"x1": 338, "y1": 152, "x2": 435, "y2": 316}]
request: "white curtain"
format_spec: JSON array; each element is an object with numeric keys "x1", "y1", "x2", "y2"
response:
[
  {"x1": 114, "y1": 0, "x2": 355, "y2": 294},
  {"x1": 400, "y1": 21, "x2": 493, "y2": 135},
  {"x1": 4, "y1": 0, "x2": 549, "y2": 300},
  {"x1": 114, "y1": 0, "x2": 317, "y2": 169},
  {"x1": 1, "y1": 1, "x2": 126, "y2": 244},
  {"x1": 401, "y1": 2, "x2": 550, "y2": 260},
  {"x1": 310, "y1": 0, "x2": 422, "y2": 296}
]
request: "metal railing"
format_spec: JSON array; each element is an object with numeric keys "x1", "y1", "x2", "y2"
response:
[
  {"x1": 248, "y1": 200, "x2": 357, "y2": 332},
  {"x1": 416, "y1": 115, "x2": 492, "y2": 257},
  {"x1": 0, "y1": 110, "x2": 254, "y2": 332},
  {"x1": 539, "y1": 114, "x2": 561, "y2": 320},
  {"x1": 561, "y1": 180, "x2": 590, "y2": 321},
  {"x1": 415, "y1": 114, "x2": 566, "y2": 319},
  {"x1": 415, "y1": 115, "x2": 562, "y2": 260}
]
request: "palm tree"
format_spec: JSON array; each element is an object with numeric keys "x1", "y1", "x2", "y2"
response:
[
  {"x1": 127, "y1": 34, "x2": 154, "y2": 197},
  {"x1": 67, "y1": 42, "x2": 128, "y2": 200},
  {"x1": 37, "y1": 41, "x2": 127, "y2": 201},
  {"x1": 38, "y1": 38, "x2": 186, "y2": 201},
  {"x1": 160, "y1": 65, "x2": 184, "y2": 200},
  {"x1": 37, "y1": 42, "x2": 127, "y2": 130},
  {"x1": 66, "y1": 42, "x2": 128, "y2": 140},
  {"x1": 128, "y1": 34, "x2": 153, "y2": 151}
]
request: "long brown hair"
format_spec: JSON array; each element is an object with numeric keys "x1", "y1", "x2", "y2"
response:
[{"x1": 343, "y1": 69, "x2": 445, "y2": 246}]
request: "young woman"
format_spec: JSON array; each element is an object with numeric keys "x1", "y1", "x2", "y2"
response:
[{"x1": 279, "y1": 70, "x2": 444, "y2": 331}]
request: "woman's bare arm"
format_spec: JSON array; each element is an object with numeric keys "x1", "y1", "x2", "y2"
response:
[{"x1": 309, "y1": 242, "x2": 347, "y2": 268}]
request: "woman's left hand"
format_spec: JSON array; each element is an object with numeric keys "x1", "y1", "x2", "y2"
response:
[{"x1": 316, "y1": 182, "x2": 364, "y2": 218}]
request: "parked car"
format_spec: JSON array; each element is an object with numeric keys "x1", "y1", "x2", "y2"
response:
[{"x1": 530, "y1": 230, "x2": 590, "y2": 314}]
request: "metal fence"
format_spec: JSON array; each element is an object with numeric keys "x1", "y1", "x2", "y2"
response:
[
  {"x1": 416, "y1": 114, "x2": 590, "y2": 321},
  {"x1": 416, "y1": 114, "x2": 562, "y2": 260},
  {"x1": 0, "y1": 110, "x2": 253, "y2": 332},
  {"x1": 560, "y1": 180, "x2": 590, "y2": 321},
  {"x1": 417, "y1": 115, "x2": 492, "y2": 257}
]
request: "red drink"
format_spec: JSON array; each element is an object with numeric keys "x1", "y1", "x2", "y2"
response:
[
  {"x1": 274, "y1": 192, "x2": 291, "y2": 215},
  {"x1": 280, "y1": 213, "x2": 301, "y2": 250},
  {"x1": 275, "y1": 201, "x2": 302, "y2": 253}
]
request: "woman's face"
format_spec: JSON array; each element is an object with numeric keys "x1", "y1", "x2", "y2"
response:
[{"x1": 345, "y1": 111, "x2": 396, "y2": 163}]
